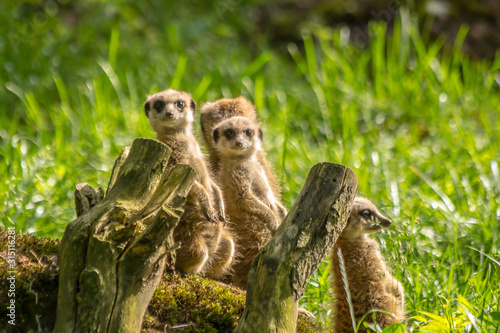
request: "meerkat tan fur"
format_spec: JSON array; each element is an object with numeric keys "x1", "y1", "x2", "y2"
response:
[
  {"x1": 144, "y1": 89, "x2": 234, "y2": 278},
  {"x1": 331, "y1": 197, "x2": 405, "y2": 332},
  {"x1": 212, "y1": 116, "x2": 287, "y2": 289},
  {"x1": 200, "y1": 97, "x2": 285, "y2": 218}
]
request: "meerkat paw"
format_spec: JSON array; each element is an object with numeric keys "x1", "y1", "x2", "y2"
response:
[
  {"x1": 275, "y1": 202, "x2": 288, "y2": 221},
  {"x1": 213, "y1": 202, "x2": 227, "y2": 224},
  {"x1": 218, "y1": 212, "x2": 228, "y2": 225},
  {"x1": 210, "y1": 181, "x2": 227, "y2": 224},
  {"x1": 202, "y1": 205, "x2": 220, "y2": 224},
  {"x1": 175, "y1": 244, "x2": 210, "y2": 274},
  {"x1": 205, "y1": 232, "x2": 235, "y2": 279},
  {"x1": 267, "y1": 210, "x2": 281, "y2": 231}
]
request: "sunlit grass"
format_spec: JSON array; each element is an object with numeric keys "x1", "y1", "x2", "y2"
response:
[
  {"x1": 1, "y1": 3, "x2": 499, "y2": 331},
  {"x1": 280, "y1": 11, "x2": 499, "y2": 332}
]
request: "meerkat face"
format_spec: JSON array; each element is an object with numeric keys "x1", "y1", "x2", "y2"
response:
[
  {"x1": 342, "y1": 197, "x2": 392, "y2": 239},
  {"x1": 212, "y1": 116, "x2": 263, "y2": 159},
  {"x1": 144, "y1": 89, "x2": 196, "y2": 133}
]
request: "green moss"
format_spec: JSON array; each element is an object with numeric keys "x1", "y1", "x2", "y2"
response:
[
  {"x1": 145, "y1": 272, "x2": 246, "y2": 332},
  {"x1": 0, "y1": 227, "x2": 59, "y2": 254},
  {"x1": 296, "y1": 312, "x2": 326, "y2": 333},
  {"x1": 0, "y1": 228, "x2": 60, "y2": 332}
]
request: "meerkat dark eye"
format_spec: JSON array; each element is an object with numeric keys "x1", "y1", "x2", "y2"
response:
[
  {"x1": 361, "y1": 210, "x2": 371, "y2": 219},
  {"x1": 154, "y1": 100, "x2": 165, "y2": 112},
  {"x1": 245, "y1": 129, "x2": 253, "y2": 137},
  {"x1": 224, "y1": 129, "x2": 235, "y2": 139},
  {"x1": 175, "y1": 100, "x2": 185, "y2": 111}
]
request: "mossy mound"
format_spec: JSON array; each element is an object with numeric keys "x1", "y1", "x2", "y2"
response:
[
  {"x1": 144, "y1": 274, "x2": 245, "y2": 332},
  {"x1": 0, "y1": 228, "x2": 60, "y2": 332},
  {"x1": 0, "y1": 229, "x2": 324, "y2": 332}
]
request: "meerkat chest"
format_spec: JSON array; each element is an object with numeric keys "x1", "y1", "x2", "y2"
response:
[
  {"x1": 340, "y1": 240, "x2": 388, "y2": 282},
  {"x1": 252, "y1": 166, "x2": 276, "y2": 204},
  {"x1": 224, "y1": 162, "x2": 275, "y2": 204},
  {"x1": 161, "y1": 137, "x2": 189, "y2": 165},
  {"x1": 167, "y1": 136, "x2": 201, "y2": 164}
]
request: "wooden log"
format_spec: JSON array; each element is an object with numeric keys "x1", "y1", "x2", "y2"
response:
[
  {"x1": 53, "y1": 138, "x2": 197, "y2": 333},
  {"x1": 235, "y1": 162, "x2": 358, "y2": 333}
]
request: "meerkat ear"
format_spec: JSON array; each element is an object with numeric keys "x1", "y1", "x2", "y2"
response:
[
  {"x1": 258, "y1": 128, "x2": 263, "y2": 141},
  {"x1": 213, "y1": 128, "x2": 220, "y2": 143},
  {"x1": 190, "y1": 98, "x2": 196, "y2": 113},
  {"x1": 144, "y1": 101, "x2": 150, "y2": 117},
  {"x1": 200, "y1": 113, "x2": 207, "y2": 136}
]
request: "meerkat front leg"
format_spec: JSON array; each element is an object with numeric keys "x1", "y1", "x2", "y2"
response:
[
  {"x1": 209, "y1": 180, "x2": 227, "y2": 223},
  {"x1": 190, "y1": 181, "x2": 219, "y2": 223},
  {"x1": 273, "y1": 202, "x2": 288, "y2": 221},
  {"x1": 242, "y1": 190, "x2": 281, "y2": 231},
  {"x1": 204, "y1": 228, "x2": 235, "y2": 278}
]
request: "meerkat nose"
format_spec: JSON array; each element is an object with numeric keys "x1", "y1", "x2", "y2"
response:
[
  {"x1": 235, "y1": 141, "x2": 243, "y2": 148},
  {"x1": 379, "y1": 216, "x2": 391, "y2": 227},
  {"x1": 165, "y1": 112, "x2": 174, "y2": 118}
]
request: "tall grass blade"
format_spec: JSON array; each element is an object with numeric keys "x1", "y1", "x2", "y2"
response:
[
  {"x1": 243, "y1": 51, "x2": 272, "y2": 77},
  {"x1": 192, "y1": 75, "x2": 212, "y2": 101},
  {"x1": 108, "y1": 27, "x2": 120, "y2": 68},
  {"x1": 468, "y1": 247, "x2": 500, "y2": 268},
  {"x1": 458, "y1": 295, "x2": 481, "y2": 332},
  {"x1": 410, "y1": 165, "x2": 456, "y2": 213},
  {"x1": 337, "y1": 248, "x2": 357, "y2": 332},
  {"x1": 170, "y1": 54, "x2": 188, "y2": 89}
]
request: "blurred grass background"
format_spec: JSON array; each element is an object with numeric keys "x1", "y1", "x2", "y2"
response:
[{"x1": 1, "y1": 0, "x2": 499, "y2": 331}]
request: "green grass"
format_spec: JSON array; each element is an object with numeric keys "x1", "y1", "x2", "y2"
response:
[{"x1": 1, "y1": 2, "x2": 499, "y2": 331}]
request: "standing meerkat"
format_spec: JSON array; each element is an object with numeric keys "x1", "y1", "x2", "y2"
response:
[
  {"x1": 144, "y1": 89, "x2": 234, "y2": 278},
  {"x1": 212, "y1": 116, "x2": 287, "y2": 289},
  {"x1": 331, "y1": 197, "x2": 405, "y2": 332},
  {"x1": 200, "y1": 97, "x2": 286, "y2": 220}
]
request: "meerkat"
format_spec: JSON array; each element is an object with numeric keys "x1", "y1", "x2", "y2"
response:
[
  {"x1": 212, "y1": 116, "x2": 287, "y2": 289},
  {"x1": 200, "y1": 97, "x2": 286, "y2": 220},
  {"x1": 331, "y1": 197, "x2": 405, "y2": 333},
  {"x1": 144, "y1": 89, "x2": 234, "y2": 278}
]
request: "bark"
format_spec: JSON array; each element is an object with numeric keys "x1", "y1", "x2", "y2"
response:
[
  {"x1": 235, "y1": 162, "x2": 358, "y2": 333},
  {"x1": 53, "y1": 138, "x2": 197, "y2": 333}
]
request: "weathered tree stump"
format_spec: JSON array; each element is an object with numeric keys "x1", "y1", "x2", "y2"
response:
[
  {"x1": 52, "y1": 138, "x2": 356, "y2": 332},
  {"x1": 53, "y1": 138, "x2": 197, "y2": 333},
  {"x1": 235, "y1": 162, "x2": 358, "y2": 333}
]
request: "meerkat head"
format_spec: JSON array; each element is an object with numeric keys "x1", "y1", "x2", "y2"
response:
[
  {"x1": 200, "y1": 97, "x2": 259, "y2": 148},
  {"x1": 342, "y1": 197, "x2": 392, "y2": 239},
  {"x1": 144, "y1": 89, "x2": 196, "y2": 134},
  {"x1": 212, "y1": 116, "x2": 263, "y2": 159}
]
